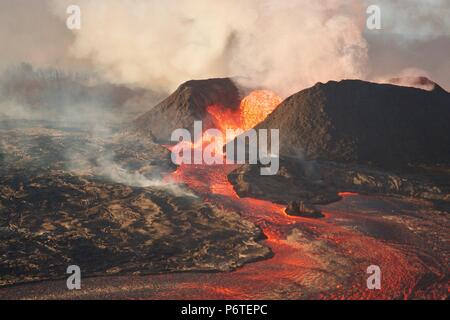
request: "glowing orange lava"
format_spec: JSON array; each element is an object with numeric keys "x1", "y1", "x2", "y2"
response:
[
  {"x1": 206, "y1": 105, "x2": 241, "y2": 133},
  {"x1": 338, "y1": 192, "x2": 359, "y2": 197},
  {"x1": 207, "y1": 89, "x2": 282, "y2": 134},
  {"x1": 162, "y1": 162, "x2": 428, "y2": 300},
  {"x1": 157, "y1": 90, "x2": 433, "y2": 300},
  {"x1": 240, "y1": 90, "x2": 282, "y2": 130}
]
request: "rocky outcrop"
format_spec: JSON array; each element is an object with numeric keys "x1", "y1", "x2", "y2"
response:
[
  {"x1": 229, "y1": 157, "x2": 450, "y2": 205},
  {"x1": 285, "y1": 201, "x2": 324, "y2": 218}
]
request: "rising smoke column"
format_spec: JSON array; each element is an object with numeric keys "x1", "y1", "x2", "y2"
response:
[
  {"x1": 48, "y1": 0, "x2": 450, "y2": 96},
  {"x1": 49, "y1": 0, "x2": 369, "y2": 97},
  {"x1": 2, "y1": 1, "x2": 449, "y2": 95}
]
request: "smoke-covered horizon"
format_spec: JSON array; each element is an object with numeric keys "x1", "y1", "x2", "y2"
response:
[{"x1": 0, "y1": 0, "x2": 449, "y2": 97}]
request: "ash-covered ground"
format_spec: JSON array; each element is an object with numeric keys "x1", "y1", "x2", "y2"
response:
[{"x1": 0, "y1": 119, "x2": 271, "y2": 287}]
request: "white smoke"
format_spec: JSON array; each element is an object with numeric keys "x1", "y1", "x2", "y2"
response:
[
  {"x1": 2, "y1": 1, "x2": 449, "y2": 95},
  {"x1": 374, "y1": 67, "x2": 437, "y2": 91},
  {"x1": 96, "y1": 158, "x2": 198, "y2": 197},
  {"x1": 49, "y1": 0, "x2": 369, "y2": 97},
  {"x1": 366, "y1": 0, "x2": 450, "y2": 41}
]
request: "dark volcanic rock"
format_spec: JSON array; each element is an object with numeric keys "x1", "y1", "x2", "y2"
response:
[
  {"x1": 229, "y1": 79, "x2": 450, "y2": 211},
  {"x1": 228, "y1": 158, "x2": 450, "y2": 205},
  {"x1": 134, "y1": 78, "x2": 240, "y2": 142},
  {"x1": 255, "y1": 80, "x2": 450, "y2": 169},
  {"x1": 0, "y1": 122, "x2": 271, "y2": 286},
  {"x1": 0, "y1": 172, "x2": 271, "y2": 286},
  {"x1": 285, "y1": 201, "x2": 324, "y2": 218},
  {"x1": 228, "y1": 159, "x2": 340, "y2": 205},
  {"x1": 318, "y1": 161, "x2": 450, "y2": 202}
]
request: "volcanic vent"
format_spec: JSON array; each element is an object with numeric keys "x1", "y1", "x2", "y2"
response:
[{"x1": 133, "y1": 78, "x2": 241, "y2": 142}]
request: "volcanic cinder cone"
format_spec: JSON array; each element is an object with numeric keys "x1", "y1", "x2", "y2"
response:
[
  {"x1": 255, "y1": 79, "x2": 450, "y2": 169},
  {"x1": 134, "y1": 78, "x2": 240, "y2": 142}
]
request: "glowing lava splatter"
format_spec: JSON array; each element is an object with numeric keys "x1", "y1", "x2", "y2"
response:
[
  {"x1": 170, "y1": 90, "x2": 282, "y2": 163},
  {"x1": 207, "y1": 89, "x2": 282, "y2": 133}
]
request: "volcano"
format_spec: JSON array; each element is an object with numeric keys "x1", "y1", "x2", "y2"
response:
[
  {"x1": 133, "y1": 78, "x2": 241, "y2": 142},
  {"x1": 1, "y1": 77, "x2": 449, "y2": 300},
  {"x1": 255, "y1": 80, "x2": 450, "y2": 169}
]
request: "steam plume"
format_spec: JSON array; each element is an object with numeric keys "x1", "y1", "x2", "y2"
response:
[
  {"x1": 49, "y1": 0, "x2": 369, "y2": 97},
  {"x1": 1, "y1": 1, "x2": 449, "y2": 95}
]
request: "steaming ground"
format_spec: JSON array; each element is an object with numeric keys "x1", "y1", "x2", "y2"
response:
[
  {"x1": 0, "y1": 66, "x2": 271, "y2": 285},
  {"x1": 0, "y1": 117, "x2": 272, "y2": 286}
]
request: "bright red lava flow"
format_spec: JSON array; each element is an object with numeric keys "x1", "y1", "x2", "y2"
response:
[
  {"x1": 154, "y1": 91, "x2": 428, "y2": 300},
  {"x1": 163, "y1": 163, "x2": 426, "y2": 300}
]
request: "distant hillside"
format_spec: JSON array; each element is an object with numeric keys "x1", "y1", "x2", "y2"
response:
[{"x1": 0, "y1": 63, "x2": 164, "y2": 122}]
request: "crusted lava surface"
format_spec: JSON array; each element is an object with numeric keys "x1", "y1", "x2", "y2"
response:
[{"x1": 0, "y1": 121, "x2": 271, "y2": 286}]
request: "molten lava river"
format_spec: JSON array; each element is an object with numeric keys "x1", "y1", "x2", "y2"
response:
[{"x1": 5, "y1": 91, "x2": 447, "y2": 300}]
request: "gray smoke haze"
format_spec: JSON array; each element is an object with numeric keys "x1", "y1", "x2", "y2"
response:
[
  {"x1": 368, "y1": 0, "x2": 450, "y2": 41},
  {"x1": 0, "y1": 0, "x2": 84, "y2": 72},
  {"x1": 363, "y1": 0, "x2": 450, "y2": 89},
  {"x1": 0, "y1": 0, "x2": 449, "y2": 96},
  {"x1": 0, "y1": 65, "x2": 185, "y2": 195},
  {"x1": 67, "y1": 144, "x2": 197, "y2": 197},
  {"x1": 0, "y1": 63, "x2": 165, "y2": 126},
  {"x1": 47, "y1": 0, "x2": 370, "y2": 97}
]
